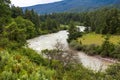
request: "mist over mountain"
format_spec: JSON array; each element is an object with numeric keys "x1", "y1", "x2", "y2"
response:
[{"x1": 22, "y1": 0, "x2": 120, "y2": 14}]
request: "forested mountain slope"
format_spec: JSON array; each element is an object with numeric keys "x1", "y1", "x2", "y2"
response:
[{"x1": 22, "y1": 0, "x2": 120, "y2": 14}]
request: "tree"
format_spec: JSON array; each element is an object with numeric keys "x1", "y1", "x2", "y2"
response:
[
  {"x1": 41, "y1": 40, "x2": 78, "y2": 69},
  {"x1": 15, "y1": 16, "x2": 35, "y2": 39},
  {"x1": 11, "y1": 6, "x2": 23, "y2": 18},
  {"x1": 67, "y1": 21, "x2": 82, "y2": 42},
  {"x1": 0, "y1": 0, "x2": 11, "y2": 33},
  {"x1": 100, "y1": 35, "x2": 114, "y2": 57},
  {"x1": 24, "y1": 9, "x2": 41, "y2": 34},
  {"x1": 4, "y1": 21, "x2": 26, "y2": 48}
]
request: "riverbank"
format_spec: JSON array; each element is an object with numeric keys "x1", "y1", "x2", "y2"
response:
[{"x1": 77, "y1": 51, "x2": 118, "y2": 71}]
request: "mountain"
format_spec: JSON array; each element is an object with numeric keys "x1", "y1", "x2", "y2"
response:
[{"x1": 22, "y1": 0, "x2": 120, "y2": 14}]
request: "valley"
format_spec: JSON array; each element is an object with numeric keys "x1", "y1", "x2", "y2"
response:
[{"x1": 0, "y1": 0, "x2": 120, "y2": 79}]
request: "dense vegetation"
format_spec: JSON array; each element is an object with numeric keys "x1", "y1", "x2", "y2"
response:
[
  {"x1": 40, "y1": 8, "x2": 120, "y2": 34},
  {"x1": 66, "y1": 9, "x2": 120, "y2": 59},
  {"x1": 0, "y1": 1, "x2": 62, "y2": 49},
  {"x1": 85, "y1": 8, "x2": 120, "y2": 34},
  {"x1": 11, "y1": 6, "x2": 61, "y2": 35},
  {"x1": 69, "y1": 35, "x2": 120, "y2": 60},
  {"x1": 1, "y1": 48, "x2": 120, "y2": 80},
  {"x1": 67, "y1": 21, "x2": 82, "y2": 42},
  {"x1": 0, "y1": 0, "x2": 120, "y2": 79}
]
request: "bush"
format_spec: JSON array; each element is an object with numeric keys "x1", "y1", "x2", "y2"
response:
[
  {"x1": 69, "y1": 40, "x2": 83, "y2": 51},
  {"x1": 83, "y1": 44, "x2": 99, "y2": 56},
  {"x1": 106, "y1": 63, "x2": 120, "y2": 79},
  {"x1": 67, "y1": 32, "x2": 82, "y2": 43},
  {"x1": 111, "y1": 45, "x2": 120, "y2": 59},
  {"x1": 63, "y1": 64, "x2": 105, "y2": 80},
  {"x1": 100, "y1": 36, "x2": 115, "y2": 57},
  {"x1": 0, "y1": 38, "x2": 9, "y2": 48},
  {"x1": 0, "y1": 49, "x2": 56, "y2": 80},
  {"x1": 0, "y1": 71, "x2": 18, "y2": 80},
  {"x1": 19, "y1": 48, "x2": 47, "y2": 66}
]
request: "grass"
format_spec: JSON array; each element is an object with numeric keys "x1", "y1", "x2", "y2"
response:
[
  {"x1": 78, "y1": 33, "x2": 120, "y2": 45},
  {"x1": 59, "y1": 24, "x2": 69, "y2": 30}
]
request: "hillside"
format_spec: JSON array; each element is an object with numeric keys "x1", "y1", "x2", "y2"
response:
[{"x1": 22, "y1": 0, "x2": 120, "y2": 14}]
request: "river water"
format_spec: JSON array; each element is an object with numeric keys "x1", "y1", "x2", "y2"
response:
[{"x1": 27, "y1": 30, "x2": 114, "y2": 71}]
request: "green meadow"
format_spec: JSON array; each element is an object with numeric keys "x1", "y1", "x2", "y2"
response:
[{"x1": 78, "y1": 33, "x2": 120, "y2": 45}]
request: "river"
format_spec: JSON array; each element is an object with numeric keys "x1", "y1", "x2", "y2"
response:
[{"x1": 27, "y1": 30, "x2": 115, "y2": 71}]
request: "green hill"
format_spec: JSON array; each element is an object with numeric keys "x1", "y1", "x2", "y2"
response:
[{"x1": 22, "y1": 0, "x2": 120, "y2": 14}]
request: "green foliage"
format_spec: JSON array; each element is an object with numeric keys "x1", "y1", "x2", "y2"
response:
[
  {"x1": 0, "y1": 47, "x2": 120, "y2": 80},
  {"x1": 24, "y1": 9, "x2": 41, "y2": 34},
  {"x1": 0, "y1": 0, "x2": 11, "y2": 33},
  {"x1": 0, "y1": 16, "x2": 37, "y2": 49},
  {"x1": 0, "y1": 21, "x2": 26, "y2": 49},
  {"x1": 83, "y1": 44, "x2": 100, "y2": 56},
  {"x1": 69, "y1": 40, "x2": 83, "y2": 51},
  {"x1": 6, "y1": 21, "x2": 26, "y2": 43},
  {"x1": 40, "y1": 17, "x2": 60, "y2": 33},
  {"x1": 112, "y1": 45, "x2": 120, "y2": 59},
  {"x1": 100, "y1": 36, "x2": 115, "y2": 57},
  {"x1": 0, "y1": 38, "x2": 9, "y2": 48},
  {"x1": 18, "y1": 48, "x2": 47, "y2": 66},
  {"x1": 86, "y1": 8, "x2": 120, "y2": 34},
  {"x1": 40, "y1": 8, "x2": 120, "y2": 35},
  {"x1": 15, "y1": 16, "x2": 36, "y2": 39},
  {"x1": 11, "y1": 6, "x2": 23, "y2": 18},
  {"x1": 0, "y1": 49, "x2": 55, "y2": 80},
  {"x1": 67, "y1": 21, "x2": 82, "y2": 42},
  {"x1": 105, "y1": 63, "x2": 120, "y2": 79},
  {"x1": 63, "y1": 64, "x2": 105, "y2": 80}
]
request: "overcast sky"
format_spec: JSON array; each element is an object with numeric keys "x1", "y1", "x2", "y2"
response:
[{"x1": 10, "y1": 0, "x2": 62, "y2": 7}]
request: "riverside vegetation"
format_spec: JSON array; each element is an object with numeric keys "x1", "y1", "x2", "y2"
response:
[{"x1": 0, "y1": 0, "x2": 120, "y2": 80}]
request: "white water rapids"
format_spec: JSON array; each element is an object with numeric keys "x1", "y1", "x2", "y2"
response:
[{"x1": 27, "y1": 30, "x2": 115, "y2": 71}]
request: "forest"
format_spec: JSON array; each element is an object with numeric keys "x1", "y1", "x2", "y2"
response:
[
  {"x1": 0, "y1": 0, "x2": 120, "y2": 80},
  {"x1": 40, "y1": 8, "x2": 120, "y2": 34}
]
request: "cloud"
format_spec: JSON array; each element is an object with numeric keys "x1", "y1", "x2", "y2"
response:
[{"x1": 10, "y1": 0, "x2": 62, "y2": 7}]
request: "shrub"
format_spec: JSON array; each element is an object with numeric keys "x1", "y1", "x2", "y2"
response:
[
  {"x1": 111, "y1": 45, "x2": 120, "y2": 59},
  {"x1": 19, "y1": 48, "x2": 47, "y2": 65},
  {"x1": 0, "y1": 71, "x2": 18, "y2": 80},
  {"x1": 67, "y1": 32, "x2": 82, "y2": 43},
  {"x1": 12, "y1": 64, "x2": 21, "y2": 73},
  {"x1": 106, "y1": 63, "x2": 120, "y2": 79},
  {"x1": 83, "y1": 44, "x2": 99, "y2": 56},
  {"x1": 69, "y1": 40, "x2": 83, "y2": 51},
  {"x1": 0, "y1": 38, "x2": 9, "y2": 48},
  {"x1": 100, "y1": 36, "x2": 115, "y2": 57}
]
